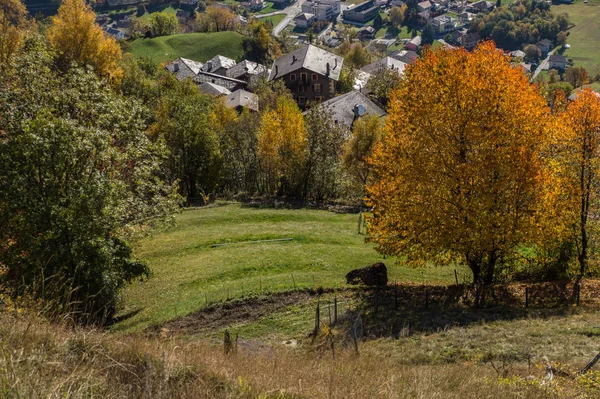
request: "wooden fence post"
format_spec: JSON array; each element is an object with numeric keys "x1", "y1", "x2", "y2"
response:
[
  {"x1": 314, "y1": 298, "x2": 321, "y2": 335},
  {"x1": 454, "y1": 269, "x2": 459, "y2": 286},
  {"x1": 334, "y1": 296, "x2": 338, "y2": 325},
  {"x1": 577, "y1": 283, "x2": 581, "y2": 306}
]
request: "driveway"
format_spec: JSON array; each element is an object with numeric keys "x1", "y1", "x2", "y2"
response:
[{"x1": 273, "y1": 0, "x2": 307, "y2": 36}]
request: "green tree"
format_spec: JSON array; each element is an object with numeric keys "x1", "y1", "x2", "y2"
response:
[
  {"x1": 149, "y1": 11, "x2": 178, "y2": 36},
  {"x1": 389, "y1": 6, "x2": 405, "y2": 27},
  {"x1": 421, "y1": 23, "x2": 435, "y2": 45},
  {"x1": 0, "y1": 39, "x2": 178, "y2": 323},
  {"x1": 366, "y1": 67, "x2": 402, "y2": 107}
]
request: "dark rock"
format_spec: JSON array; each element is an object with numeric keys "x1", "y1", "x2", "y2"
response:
[{"x1": 345, "y1": 263, "x2": 388, "y2": 286}]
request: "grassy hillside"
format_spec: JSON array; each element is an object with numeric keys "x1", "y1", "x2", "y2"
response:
[
  {"x1": 129, "y1": 31, "x2": 245, "y2": 65},
  {"x1": 119, "y1": 203, "x2": 467, "y2": 331},
  {"x1": 552, "y1": 0, "x2": 600, "y2": 76}
]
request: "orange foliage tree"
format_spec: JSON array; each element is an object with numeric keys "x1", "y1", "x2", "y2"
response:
[
  {"x1": 366, "y1": 42, "x2": 552, "y2": 284},
  {"x1": 47, "y1": 0, "x2": 122, "y2": 81},
  {"x1": 0, "y1": 0, "x2": 31, "y2": 68}
]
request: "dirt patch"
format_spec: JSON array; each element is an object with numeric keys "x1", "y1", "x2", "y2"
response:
[{"x1": 148, "y1": 290, "x2": 320, "y2": 336}]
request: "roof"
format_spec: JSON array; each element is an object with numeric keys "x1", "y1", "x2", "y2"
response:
[
  {"x1": 390, "y1": 50, "x2": 419, "y2": 64},
  {"x1": 537, "y1": 39, "x2": 553, "y2": 46},
  {"x1": 360, "y1": 57, "x2": 407, "y2": 76},
  {"x1": 226, "y1": 60, "x2": 268, "y2": 80},
  {"x1": 106, "y1": 27, "x2": 123, "y2": 36},
  {"x1": 269, "y1": 44, "x2": 344, "y2": 81},
  {"x1": 294, "y1": 12, "x2": 315, "y2": 21},
  {"x1": 407, "y1": 36, "x2": 422, "y2": 46},
  {"x1": 226, "y1": 89, "x2": 259, "y2": 112},
  {"x1": 165, "y1": 57, "x2": 204, "y2": 80},
  {"x1": 318, "y1": 91, "x2": 386, "y2": 128},
  {"x1": 511, "y1": 50, "x2": 526, "y2": 58},
  {"x1": 201, "y1": 55, "x2": 237, "y2": 73},
  {"x1": 418, "y1": 0, "x2": 432, "y2": 8},
  {"x1": 549, "y1": 54, "x2": 566, "y2": 62},
  {"x1": 199, "y1": 82, "x2": 231, "y2": 96},
  {"x1": 359, "y1": 26, "x2": 376, "y2": 33}
]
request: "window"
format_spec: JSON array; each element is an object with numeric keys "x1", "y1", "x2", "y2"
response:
[
  {"x1": 290, "y1": 73, "x2": 296, "y2": 81},
  {"x1": 298, "y1": 85, "x2": 306, "y2": 92},
  {"x1": 312, "y1": 73, "x2": 318, "y2": 81},
  {"x1": 300, "y1": 72, "x2": 307, "y2": 82},
  {"x1": 313, "y1": 83, "x2": 322, "y2": 93},
  {"x1": 299, "y1": 96, "x2": 306, "y2": 105}
]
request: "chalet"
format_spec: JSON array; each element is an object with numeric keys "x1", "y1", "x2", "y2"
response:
[
  {"x1": 226, "y1": 60, "x2": 269, "y2": 84},
  {"x1": 199, "y1": 82, "x2": 231, "y2": 96},
  {"x1": 548, "y1": 54, "x2": 567, "y2": 70},
  {"x1": 226, "y1": 89, "x2": 259, "y2": 112},
  {"x1": 165, "y1": 57, "x2": 204, "y2": 81},
  {"x1": 467, "y1": 0, "x2": 495, "y2": 12},
  {"x1": 200, "y1": 55, "x2": 237, "y2": 76},
  {"x1": 268, "y1": 44, "x2": 344, "y2": 107},
  {"x1": 294, "y1": 13, "x2": 315, "y2": 29},
  {"x1": 405, "y1": 35, "x2": 422, "y2": 51},
  {"x1": 318, "y1": 91, "x2": 386, "y2": 129},
  {"x1": 358, "y1": 26, "x2": 376, "y2": 40},
  {"x1": 343, "y1": 0, "x2": 379, "y2": 23}
]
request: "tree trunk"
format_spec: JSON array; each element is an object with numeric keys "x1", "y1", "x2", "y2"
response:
[{"x1": 483, "y1": 250, "x2": 497, "y2": 285}]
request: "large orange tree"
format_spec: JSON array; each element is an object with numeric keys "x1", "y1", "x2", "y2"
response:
[{"x1": 366, "y1": 42, "x2": 552, "y2": 284}]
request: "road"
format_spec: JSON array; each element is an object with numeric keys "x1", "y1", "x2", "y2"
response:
[
  {"x1": 531, "y1": 48, "x2": 557, "y2": 82},
  {"x1": 273, "y1": 0, "x2": 307, "y2": 36}
]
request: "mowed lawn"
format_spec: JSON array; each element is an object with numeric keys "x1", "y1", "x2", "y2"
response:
[
  {"x1": 552, "y1": 0, "x2": 600, "y2": 76},
  {"x1": 117, "y1": 203, "x2": 466, "y2": 331},
  {"x1": 129, "y1": 31, "x2": 244, "y2": 64}
]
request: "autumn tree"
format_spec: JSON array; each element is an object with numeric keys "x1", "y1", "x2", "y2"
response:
[
  {"x1": 201, "y1": 5, "x2": 238, "y2": 32},
  {"x1": 149, "y1": 11, "x2": 178, "y2": 36},
  {"x1": 564, "y1": 66, "x2": 588, "y2": 89},
  {"x1": 242, "y1": 18, "x2": 281, "y2": 65},
  {"x1": 367, "y1": 67, "x2": 402, "y2": 107},
  {"x1": 366, "y1": 42, "x2": 551, "y2": 285},
  {"x1": 0, "y1": 0, "x2": 31, "y2": 68},
  {"x1": 257, "y1": 96, "x2": 306, "y2": 196},
  {"x1": 554, "y1": 89, "x2": 600, "y2": 277},
  {"x1": 389, "y1": 6, "x2": 405, "y2": 27},
  {"x1": 47, "y1": 0, "x2": 122, "y2": 80}
]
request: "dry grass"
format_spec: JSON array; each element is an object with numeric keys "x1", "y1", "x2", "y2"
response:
[{"x1": 1, "y1": 306, "x2": 598, "y2": 399}]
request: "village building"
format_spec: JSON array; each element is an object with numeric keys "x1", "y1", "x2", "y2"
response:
[
  {"x1": 405, "y1": 35, "x2": 422, "y2": 51},
  {"x1": 268, "y1": 44, "x2": 343, "y2": 108},
  {"x1": 198, "y1": 82, "x2": 232, "y2": 96},
  {"x1": 225, "y1": 89, "x2": 260, "y2": 112},
  {"x1": 165, "y1": 57, "x2": 204, "y2": 81},
  {"x1": 390, "y1": 50, "x2": 419, "y2": 64},
  {"x1": 318, "y1": 91, "x2": 386, "y2": 129},
  {"x1": 343, "y1": 0, "x2": 379, "y2": 23},
  {"x1": 226, "y1": 60, "x2": 269, "y2": 84},
  {"x1": 548, "y1": 54, "x2": 567, "y2": 70},
  {"x1": 301, "y1": 0, "x2": 341, "y2": 21},
  {"x1": 200, "y1": 55, "x2": 237, "y2": 76},
  {"x1": 294, "y1": 13, "x2": 315, "y2": 29}
]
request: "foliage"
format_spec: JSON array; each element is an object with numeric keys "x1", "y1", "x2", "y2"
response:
[
  {"x1": 366, "y1": 43, "x2": 551, "y2": 284},
  {"x1": 0, "y1": 0, "x2": 31, "y2": 68},
  {"x1": 470, "y1": 0, "x2": 568, "y2": 50},
  {"x1": 257, "y1": 96, "x2": 306, "y2": 196},
  {"x1": 338, "y1": 41, "x2": 371, "y2": 69},
  {"x1": 196, "y1": 5, "x2": 238, "y2": 32},
  {"x1": 302, "y1": 106, "x2": 347, "y2": 199},
  {"x1": 149, "y1": 76, "x2": 221, "y2": 202},
  {"x1": 390, "y1": 6, "x2": 406, "y2": 28},
  {"x1": 0, "y1": 39, "x2": 178, "y2": 323},
  {"x1": 242, "y1": 18, "x2": 282, "y2": 65},
  {"x1": 47, "y1": 0, "x2": 122, "y2": 81},
  {"x1": 149, "y1": 11, "x2": 179, "y2": 36},
  {"x1": 564, "y1": 66, "x2": 589, "y2": 88},
  {"x1": 338, "y1": 66, "x2": 357, "y2": 94},
  {"x1": 421, "y1": 23, "x2": 434, "y2": 46},
  {"x1": 366, "y1": 67, "x2": 402, "y2": 107}
]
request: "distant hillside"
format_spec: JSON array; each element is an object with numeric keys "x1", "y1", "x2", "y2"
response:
[{"x1": 129, "y1": 31, "x2": 245, "y2": 65}]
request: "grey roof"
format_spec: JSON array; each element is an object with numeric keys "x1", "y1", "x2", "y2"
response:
[
  {"x1": 318, "y1": 90, "x2": 386, "y2": 128},
  {"x1": 549, "y1": 54, "x2": 566, "y2": 62},
  {"x1": 295, "y1": 12, "x2": 315, "y2": 21},
  {"x1": 106, "y1": 27, "x2": 123, "y2": 36},
  {"x1": 269, "y1": 44, "x2": 344, "y2": 81},
  {"x1": 361, "y1": 57, "x2": 407, "y2": 76},
  {"x1": 227, "y1": 60, "x2": 268, "y2": 80},
  {"x1": 200, "y1": 55, "x2": 237, "y2": 73},
  {"x1": 390, "y1": 50, "x2": 419, "y2": 64},
  {"x1": 407, "y1": 36, "x2": 422, "y2": 46},
  {"x1": 225, "y1": 89, "x2": 259, "y2": 112},
  {"x1": 418, "y1": 0, "x2": 432, "y2": 7},
  {"x1": 165, "y1": 57, "x2": 204, "y2": 81},
  {"x1": 199, "y1": 82, "x2": 232, "y2": 96}
]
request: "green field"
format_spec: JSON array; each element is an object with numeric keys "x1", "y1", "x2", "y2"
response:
[
  {"x1": 552, "y1": 0, "x2": 600, "y2": 76},
  {"x1": 258, "y1": 13, "x2": 286, "y2": 25},
  {"x1": 118, "y1": 203, "x2": 466, "y2": 331},
  {"x1": 129, "y1": 31, "x2": 245, "y2": 64}
]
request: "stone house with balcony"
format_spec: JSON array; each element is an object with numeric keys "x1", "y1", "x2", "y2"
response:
[{"x1": 268, "y1": 44, "x2": 344, "y2": 108}]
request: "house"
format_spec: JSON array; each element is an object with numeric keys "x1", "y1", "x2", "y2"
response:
[
  {"x1": 459, "y1": 31, "x2": 480, "y2": 50},
  {"x1": 247, "y1": 0, "x2": 266, "y2": 11},
  {"x1": 369, "y1": 38, "x2": 396, "y2": 51},
  {"x1": 200, "y1": 55, "x2": 237, "y2": 76},
  {"x1": 105, "y1": 27, "x2": 125, "y2": 40},
  {"x1": 467, "y1": 0, "x2": 495, "y2": 12},
  {"x1": 225, "y1": 89, "x2": 259, "y2": 112},
  {"x1": 416, "y1": 11, "x2": 432, "y2": 24},
  {"x1": 548, "y1": 54, "x2": 567, "y2": 70},
  {"x1": 405, "y1": 35, "x2": 422, "y2": 51},
  {"x1": 361, "y1": 56, "x2": 407, "y2": 76},
  {"x1": 199, "y1": 82, "x2": 232, "y2": 96},
  {"x1": 268, "y1": 44, "x2": 344, "y2": 107},
  {"x1": 510, "y1": 50, "x2": 526, "y2": 60},
  {"x1": 343, "y1": 0, "x2": 379, "y2": 23},
  {"x1": 458, "y1": 11, "x2": 474, "y2": 23},
  {"x1": 165, "y1": 57, "x2": 204, "y2": 81},
  {"x1": 432, "y1": 15, "x2": 457, "y2": 34},
  {"x1": 318, "y1": 90, "x2": 386, "y2": 128},
  {"x1": 193, "y1": 72, "x2": 247, "y2": 91},
  {"x1": 294, "y1": 13, "x2": 315, "y2": 29},
  {"x1": 536, "y1": 39, "x2": 553, "y2": 56},
  {"x1": 417, "y1": 0, "x2": 432, "y2": 11},
  {"x1": 322, "y1": 35, "x2": 343, "y2": 48},
  {"x1": 390, "y1": 50, "x2": 419, "y2": 64},
  {"x1": 358, "y1": 26, "x2": 376, "y2": 40},
  {"x1": 226, "y1": 60, "x2": 269, "y2": 84},
  {"x1": 519, "y1": 63, "x2": 532, "y2": 74},
  {"x1": 301, "y1": 0, "x2": 340, "y2": 21}
]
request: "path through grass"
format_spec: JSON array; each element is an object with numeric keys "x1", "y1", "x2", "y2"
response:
[{"x1": 118, "y1": 203, "x2": 467, "y2": 331}]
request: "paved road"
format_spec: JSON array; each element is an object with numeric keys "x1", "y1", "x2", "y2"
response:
[
  {"x1": 531, "y1": 48, "x2": 557, "y2": 81},
  {"x1": 273, "y1": 0, "x2": 307, "y2": 36}
]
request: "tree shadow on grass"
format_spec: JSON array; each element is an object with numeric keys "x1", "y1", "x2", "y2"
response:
[{"x1": 349, "y1": 281, "x2": 583, "y2": 338}]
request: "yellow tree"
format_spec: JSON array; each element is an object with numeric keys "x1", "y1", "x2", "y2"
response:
[
  {"x1": 257, "y1": 97, "x2": 306, "y2": 195},
  {"x1": 555, "y1": 89, "x2": 600, "y2": 276},
  {"x1": 0, "y1": 0, "x2": 31, "y2": 68},
  {"x1": 343, "y1": 114, "x2": 383, "y2": 191},
  {"x1": 47, "y1": 0, "x2": 122, "y2": 80},
  {"x1": 366, "y1": 42, "x2": 552, "y2": 285}
]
